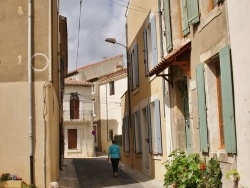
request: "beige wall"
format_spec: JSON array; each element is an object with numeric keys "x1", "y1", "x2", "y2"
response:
[{"x1": 0, "y1": 1, "x2": 60, "y2": 187}]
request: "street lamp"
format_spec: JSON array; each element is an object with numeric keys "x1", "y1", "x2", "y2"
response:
[{"x1": 105, "y1": 37, "x2": 132, "y2": 128}]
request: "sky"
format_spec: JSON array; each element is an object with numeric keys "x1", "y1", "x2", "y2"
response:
[{"x1": 59, "y1": 0, "x2": 129, "y2": 72}]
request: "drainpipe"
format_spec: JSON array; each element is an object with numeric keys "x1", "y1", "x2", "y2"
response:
[{"x1": 28, "y1": 0, "x2": 34, "y2": 184}]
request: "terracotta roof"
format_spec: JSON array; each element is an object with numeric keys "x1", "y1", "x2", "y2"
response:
[
  {"x1": 66, "y1": 54, "x2": 123, "y2": 77},
  {"x1": 148, "y1": 41, "x2": 191, "y2": 77},
  {"x1": 98, "y1": 68, "x2": 127, "y2": 83}
]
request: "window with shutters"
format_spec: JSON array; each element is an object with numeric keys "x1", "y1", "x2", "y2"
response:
[
  {"x1": 196, "y1": 45, "x2": 236, "y2": 154},
  {"x1": 70, "y1": 93, "x2": 79, "y2": 119},
  {"x1": 131, "y1": 43, "x2": 139, "y2": 91},
  {"x1": 148, "y1": 99, "x2": 162, "y2": 155},
  {"x1": 163, "y1": 0, "x2": 173, "y2": 52},
  {"x1": 144, "y1": 16, "x2": 158, "y2": 75},
  {"x1": 180, "y1": 0, "x2": 199, "y2": 36}
]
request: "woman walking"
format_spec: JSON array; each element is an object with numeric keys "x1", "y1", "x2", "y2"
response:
[{"x1": 107, "y1": 139, "x2": 121, "y2": 178}]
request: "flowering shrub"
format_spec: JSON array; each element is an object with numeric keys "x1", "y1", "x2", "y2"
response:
[
  {"x1": 21, "y1": 181, "x2": 37, "y2": 188},
  {"x1": 164, "y1": 150, "x2": 222, "y2": 188}
]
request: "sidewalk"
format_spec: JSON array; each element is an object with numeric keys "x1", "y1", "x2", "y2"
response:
[{"x1": 58, "y1": 152, "x2": 165, "y2": 188}]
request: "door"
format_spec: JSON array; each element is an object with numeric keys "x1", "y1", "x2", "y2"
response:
[{"x1": 68, "y1": 129, "x2": 77, "y2": 149}]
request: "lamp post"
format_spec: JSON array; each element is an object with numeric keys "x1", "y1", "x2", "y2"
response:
[{"x1": 105, "y1": 37, "x2": 132, "y2": 129}]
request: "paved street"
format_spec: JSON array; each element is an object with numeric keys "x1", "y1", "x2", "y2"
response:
[{"x1": 58, "y1": 153, "x2": 164, "y2": 188}]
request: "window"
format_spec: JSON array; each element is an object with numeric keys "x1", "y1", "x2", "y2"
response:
[
  {"x1": 133, "y1": 110, "x2": 142, "y2": 153},
  {"x1": 130, "y1": 43, "x2": 139, "y2": 90},
  {"x1": 92, "y1": 83, "x2": 95, "y2": 94},
  {"x1": 70, "y1": 93, "x2": 79, "y2": 119},
  {"x1": 109, "y1": 81, "x2": 115, "y2": 95},
  {"x1": 68, "y1": 129, "x2": 77, "y2": 149},
  {"x1": 180, "y1": 0, "x2": 199, "y2": 36},
  {"x1": 196, "y1": 45, "x2": 236, "y2": 154},
  {"x1": 164, "y1": 0, "x2": 173, "y2": 52},
  {"x1": 109, "y1": 129, "x2": 113, "y2": 141},
  {"x1": 92, "y1": 99, "x2": 96, "y2": 116},
  {"x1": 147, "y1": 99, "x2": 162, "y2": 154},
  {"x1": 144, "y1": 16, "x2": 158, "y2": 75}
]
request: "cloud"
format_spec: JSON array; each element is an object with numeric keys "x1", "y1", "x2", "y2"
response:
[{"x1": 59, "y1": 0, "x2": 128, "y2": 72}]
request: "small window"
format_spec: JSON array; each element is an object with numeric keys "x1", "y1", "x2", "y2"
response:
[
  {"x1": 109, "y1": 81, "x2": 115, "y2": 95},
  {"x1": 92, "y1": 99, "x2": 96, "y2": 116},
  {"x1": 92, "y1": 84, "x2": 96, "y2": 94},
  {"x1": 109, "y1": 129, "x2": 113, "y2": 141}
]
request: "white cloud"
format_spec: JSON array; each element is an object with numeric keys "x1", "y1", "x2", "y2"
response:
[{"x1": 59, "y1": 0, "x2": 128, "y2": 72}]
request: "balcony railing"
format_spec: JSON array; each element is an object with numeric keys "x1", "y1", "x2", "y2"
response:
[{"x1": 63, "y1": 110, "x2": 92, "y2": 122}]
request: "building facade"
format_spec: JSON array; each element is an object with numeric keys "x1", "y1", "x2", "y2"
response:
[
  {"x1": 63, "y1": 55, "x2": 125, "y2": 157},
  {"x1": 0, "y1": 1, "x2": 63, "y2": 187},
  {"x1": 122, "y1": 0, "x2": 250, "y2": 187}
]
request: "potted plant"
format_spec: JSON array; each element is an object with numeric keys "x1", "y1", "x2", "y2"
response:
[{"x1": 226, "y1": 168, "x2": 240, "y2": 181}]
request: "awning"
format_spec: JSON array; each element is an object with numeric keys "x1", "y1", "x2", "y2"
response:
[{"x1": 148, "y1": 41, "x2": 191, "y2": 83}]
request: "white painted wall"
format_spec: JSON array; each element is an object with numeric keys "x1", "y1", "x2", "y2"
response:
[
  {"x1": 99, "y1": 76, "x2": 127, "y2": 152},
  {"x1": 227, "y1": 1, "x2": 250, "y2": 187}
]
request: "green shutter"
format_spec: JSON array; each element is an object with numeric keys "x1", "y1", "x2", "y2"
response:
[
  {"x1": 219, "y1": 45, "x2": 236, "y2": 154},
  {"x1": 187, "y1": 0, "x2": 199, "y2": 24},
  {"x1": 180, "y1": 0, "x2": 190, "y2": 36},
  {"x1": 146, "y1": 105, "x2": 152, "y2": 153},
  {"x1": 196, "y1": 63, "x2": 209, "y2": 152},
  {"x1": 164, "y1": 0, "x2": 173, "y2": 52},
  {"x1": 154, "y1": 99, "x2": 162, "y2": 154}
]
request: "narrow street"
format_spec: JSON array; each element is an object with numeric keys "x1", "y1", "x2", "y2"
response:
[{"x1": 59, "y1": 153, "x2": 164, "y2": 188}]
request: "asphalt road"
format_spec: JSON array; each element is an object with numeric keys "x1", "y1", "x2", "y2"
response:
[{"x1": 73, "y1": 158, "x2": 146, "y2": 188}]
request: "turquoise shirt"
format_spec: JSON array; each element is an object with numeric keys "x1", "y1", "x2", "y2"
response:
[{"x1": 108, "y1": 144, "x2": 120, "y2": 159}]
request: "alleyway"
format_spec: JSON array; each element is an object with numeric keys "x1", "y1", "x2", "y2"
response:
[{"x1": 58, "y1": 153, "x2": 164, "y2": 188}]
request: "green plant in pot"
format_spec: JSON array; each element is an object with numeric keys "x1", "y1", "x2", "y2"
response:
[{"x1": 226, "y1": 168, "x2": 240, "y2": 181}]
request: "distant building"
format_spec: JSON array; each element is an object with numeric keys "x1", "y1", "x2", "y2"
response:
[{"x1": 63, "y1": 55, "x2": 127, "y2": 157}]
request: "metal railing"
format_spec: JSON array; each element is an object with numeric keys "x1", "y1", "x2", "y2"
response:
[{"x1": 63, "y1": 110, "x2": 92, "y2": 121}]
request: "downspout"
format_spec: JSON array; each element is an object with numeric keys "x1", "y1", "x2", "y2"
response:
[{"x1": 28, "y1": 0, "x2": 34, "y2": 184}]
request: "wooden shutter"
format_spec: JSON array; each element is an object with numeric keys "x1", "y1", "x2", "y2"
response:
[
  {"x1": 187, "y1": 0, "x2": 200, "y2": 24},
  {"x1": 146, "y1": 105, "x2": 152, "y2": 153},
  {"x1": 143, "y1": 29, "x2": 149, "y2": 75},
  {"x1": 125, "y1": 116, "x2": 130, "y2": 152},
  {"x1": 196, "y1": 63, "x2": 209, "y2": 152},
  {"x1": 164, "y1": 0, "x2": 173, "y2": 52},
  {"x1": 70, "y1": 98, "x2": 79, "y2": 119},
  {"x1": 154, "y1": 99, "x2": 162, "y2": 154},
  {"x1": 134, "y1": 43, "x2": 139, "y2": 87},
  {"x1": 180, "y1": 0, "x2": 190, "y2": 36},
  {"x1": 219, "y1": 46, "x2": 236, "y2": 154},
  {"x1": 136, "y1": 110, "x2": 142, "y2": 153},
  {"x1": 150, "y1": 16, "x2": 158, "y2": 67},
  {"x1": 68, "y1": 129, "x2": 77, "y2": 149}
]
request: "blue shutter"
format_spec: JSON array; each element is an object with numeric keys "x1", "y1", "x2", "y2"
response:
[
  {"x1": 154, "y1": 99, "x2": 162, "y2": 154},
  {"x1": 150, "y1": 16, "x2": 158, "y2": 67},
  {"x1": 219, "y1": 45, "x2": 236, "y2": 154},
  {"x1": 187, "y1": 0, "x2": 199, "y2": 24},
  {"x1": 180, "y1": 0, "x2": 190, "y2": 36},
  {"x1": 146, "y1": 105, "x2": 152, "y2": 153},
  {"x1": 196, "y1": 63, "x2": 209, "y2": 152},
  {"x1": 164, "y1": 0, "x2": 173, "y2": 52},
  {"x1": 134, "y1": 43, "x2": 139, "y2": 87},
  {"x1": 143, "y1": 29, "x2": 149, "y2": 75}
]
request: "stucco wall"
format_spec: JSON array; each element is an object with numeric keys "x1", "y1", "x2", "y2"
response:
[{"x1": 227, "y1": 1, "x2": 250, "y2": 187}]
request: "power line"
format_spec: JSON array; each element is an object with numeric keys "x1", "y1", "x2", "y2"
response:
[{"x1": 110, "y1": 0, "x2": 157, "y2": 13}]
